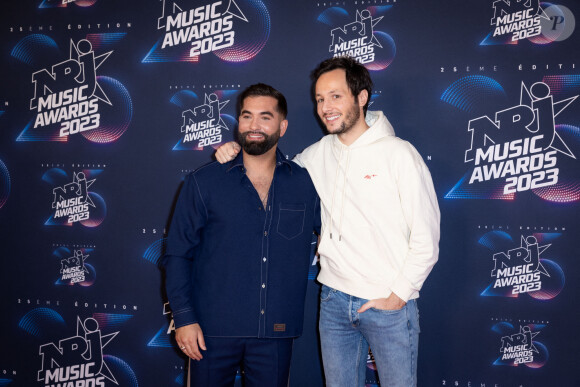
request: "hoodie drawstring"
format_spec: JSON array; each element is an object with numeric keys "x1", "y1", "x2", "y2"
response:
[
  {"x1": 337, "y1": 149, "x2": 350, "y2": 241},
  {"x1": 328, "y1": 146, "x2": 343, "y2": 240},
  {"x1": 329, "y1": 145, "x2": 350, "y2": 242}
]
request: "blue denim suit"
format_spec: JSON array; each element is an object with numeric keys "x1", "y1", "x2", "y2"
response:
[{"x1": 163, "y1": 148, "x2": 320, "y2": 338}]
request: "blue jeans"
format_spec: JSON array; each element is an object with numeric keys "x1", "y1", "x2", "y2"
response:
[{"x1": 319, "y1": 285, "x2": 419, "y2": 387}]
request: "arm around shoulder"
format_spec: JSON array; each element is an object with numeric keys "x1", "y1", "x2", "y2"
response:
[{"x1": 215, "y1": 141, "x2": 240, "y2": 164}]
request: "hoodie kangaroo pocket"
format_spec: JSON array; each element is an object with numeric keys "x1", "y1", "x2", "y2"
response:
[{"x1": 277, "y1": 203, "x2": 305, "y2": 240}]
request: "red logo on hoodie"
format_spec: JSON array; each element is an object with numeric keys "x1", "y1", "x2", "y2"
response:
[{"x1": 364, "y1": 174, "x2": 378, "y2": 180}]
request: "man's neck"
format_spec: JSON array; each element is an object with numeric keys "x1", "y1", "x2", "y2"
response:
[
  {"x1": 243, "y1": 147, "x2": 277, "y2": 177},
  {"x1": 338, "y1": 117, "x2": 369, "y2": 146}
]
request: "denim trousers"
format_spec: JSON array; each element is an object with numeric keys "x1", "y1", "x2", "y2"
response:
[
  {"x1": 188, "y1": 336, "x2": 293, "y2": 387},
  {"x1": 319, "y1": 285, "x2": 419, "y2": 387}
]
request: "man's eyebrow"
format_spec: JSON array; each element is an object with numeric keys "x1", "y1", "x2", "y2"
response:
[
  {"x1": 241, "y1": 109, "x2": 274, "y2": 117},
  {"x1": 315, "y1": 89, "x2": 337, "y2": 97}
]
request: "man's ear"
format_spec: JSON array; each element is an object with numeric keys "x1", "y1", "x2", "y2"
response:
[
  {"x1": 357, "y1": 89, "x2": 369, "y2": 108},
  {"x1": 279, "y1": 120, "x2": 288, "y2": 137}
]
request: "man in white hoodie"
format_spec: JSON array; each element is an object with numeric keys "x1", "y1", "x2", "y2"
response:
[{"x1": 216, "y1": 57, "x2": 440, "y2": 387}]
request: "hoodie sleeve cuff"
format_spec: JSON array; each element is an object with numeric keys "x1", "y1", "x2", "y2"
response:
[{"x1": 390, "y1": 276, "x2": 416, "y2": 303}]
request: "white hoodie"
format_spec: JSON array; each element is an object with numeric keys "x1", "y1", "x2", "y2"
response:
[{"x1": 294, "y1": 111, "x2": 440, "y2": 301}]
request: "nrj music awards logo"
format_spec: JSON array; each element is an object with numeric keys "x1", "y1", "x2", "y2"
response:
[
  {"x1": 18, "y1": 309, "x2": 137, "y2": 386},
  {"x1": 12, "y1": 36, "x2": 132, "y2": 142},
  {"x1": 43, "y1": 169, "x2": 106, "y2": 227},
  {"x1": 478, "y1": 232, "x2": 565, "y2": 299},
  {"x1": 143, "y1": 0, "x2": 270, "y2": 63},
  {"x1": 481, "y1": 0, "x2": 576, "y2": 45},
  {"x1": 492, "y1": 322, "x2": 548, "y2": 367},
  {"x1": 170, "y1": 89, "x2": 237, "y2": 150},
  {"x1": 37, "y1": 317, "x2": 119, "y2": 386},
  {"x1": 317, "y1": 6, "x2": 395, "y2": 71},
  {"x1": 443, "y1": 78, "x2": 580, "y2": 201},
  {"x1": 55, "y1": 247, "x2": 96, "y2": 286}
]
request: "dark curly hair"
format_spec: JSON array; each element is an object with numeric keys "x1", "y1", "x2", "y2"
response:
[
  {"x1": 311, "y1": 56, "x2": 373, "y2": 114},
  {"x1": 238, "y1": 83, "x2": 288, "y2": 118}
]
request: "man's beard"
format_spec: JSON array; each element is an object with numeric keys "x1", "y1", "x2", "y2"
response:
[
  {"x1": 325, "y1": 99, "x2": 361, "y2": 135},
  {"x1": 236, "y1": 129, "x2": 280, "y2": 155}
]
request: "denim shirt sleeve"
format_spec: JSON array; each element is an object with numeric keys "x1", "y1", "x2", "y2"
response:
[{"x1": 162, "y1": 174, "x2": 208, "y2": 328}]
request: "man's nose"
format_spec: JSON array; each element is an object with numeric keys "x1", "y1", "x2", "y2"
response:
[{"x1": 246, "y1": 116, "x2": 258, "y2": 130}]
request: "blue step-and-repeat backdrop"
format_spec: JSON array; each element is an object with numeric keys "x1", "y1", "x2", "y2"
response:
[{"x1": 1, "y1": 1, "x2": 579, "y2": 386}]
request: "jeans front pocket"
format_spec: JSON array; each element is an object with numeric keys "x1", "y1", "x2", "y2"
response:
[{"x1": 320, "y1": 285, "x2": 336, "y2": 302}]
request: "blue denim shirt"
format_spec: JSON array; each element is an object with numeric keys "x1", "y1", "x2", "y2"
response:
[{"x1": 163, "y1": 149, "x2": 320, "y2": 338}]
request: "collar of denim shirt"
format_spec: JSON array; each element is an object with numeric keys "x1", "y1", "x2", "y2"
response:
[{"x1": 226, "y1": 146, "x2": 294, "y2": 175}]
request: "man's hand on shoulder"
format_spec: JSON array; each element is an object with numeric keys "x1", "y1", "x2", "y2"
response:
[
  {"x1": 175, "y1": 323, "x2": 206, "y2": 360},
  {"x1": 357, "y1": 292, "x2": 406, "y2": 313},
  {"x1": 215, "y1": 142, "x2": 241, "y2": 164}
]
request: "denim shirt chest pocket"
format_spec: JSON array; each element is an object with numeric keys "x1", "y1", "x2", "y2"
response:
[{"x1": 276, "y1": 203, "x2": 306, "y2": 240}]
